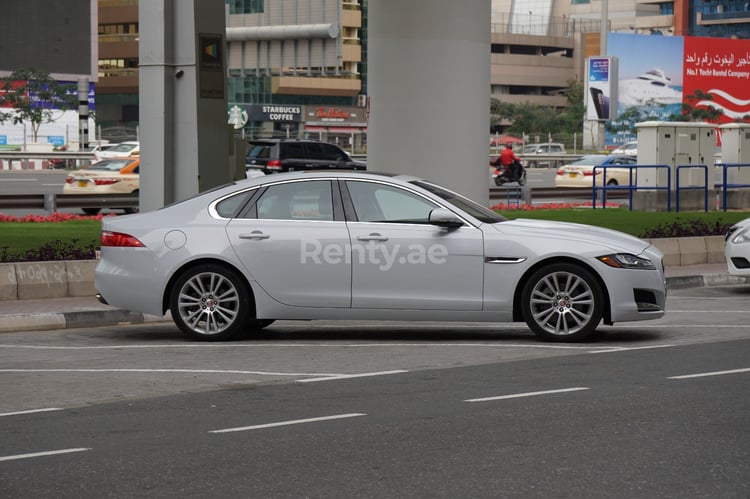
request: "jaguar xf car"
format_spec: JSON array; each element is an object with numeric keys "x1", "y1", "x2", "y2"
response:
[
  {"x1": 95, "y1": 171, "x2": 667, "y2": 342},
  {"x1": 725, "y1": 216, "x2": 750, "y2": 276}
]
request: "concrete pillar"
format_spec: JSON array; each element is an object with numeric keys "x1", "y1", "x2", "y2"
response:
[
  {"x1": 139, "y1": 0, "x2": 229, "y2": 212},
  {"x1": 368, "y1": 0, "x2": 490, "y2": 206}
]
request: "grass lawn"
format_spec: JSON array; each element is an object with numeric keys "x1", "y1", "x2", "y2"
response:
[
  {"x1": 0, "y1": 207, "x2": 748, "y2": 260},
  {"x1": 0, "y1": 219, "x2": 101, "y2": 254},
  {"x1": 498, "y1": 207, "x2": 750, "y2": 238}
]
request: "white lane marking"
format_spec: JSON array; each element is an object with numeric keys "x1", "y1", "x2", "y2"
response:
[
  {"x1": 0, "y1": 448, "x2": 90, "y2": 462},
  {"x1": 668, "y1": 368, "x2": 750, "y2": 380},
  {"x1": 0, "y1": 178, "x2": 34, "y2": 182},
  {"x1": 0, "y1": 407, "x2": 63, "y2": 418},
  {"x1": 209, "y1": 413, "x2": 366, "y2": 434},
  {"x1": 0, "y1": 368, "x2": 343, "y2": 377},
  {"x1": 465, "y1": 387, "x2": 589, "y2": 403},
  {"x1": 588, "y1": 344, "x2": 676, "y2": 354},
  {"x1": 0, "y1": 343, "x2": 607, "y2": 351},
  {"x1": 298, "y1": 370, "x2": 408, "y2": 383}
]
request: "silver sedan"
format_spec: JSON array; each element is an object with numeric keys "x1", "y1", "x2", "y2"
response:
[{"x1": 95, "y1": 171, "x2": 667, "y2": 342}]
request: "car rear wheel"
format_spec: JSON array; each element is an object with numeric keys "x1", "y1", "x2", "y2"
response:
[
  {"x1": 82, "y1": 208, "x2": 101, "y2": 215},
  {"x1": 606, "y1": 179, "x2": 618, "y2": 186},
  {"x1": 170, "y1": 264, "x2": 252, "y2": 341},
  {"x1": 521, "y1": 263, "x2": 603, "y2": 342}
]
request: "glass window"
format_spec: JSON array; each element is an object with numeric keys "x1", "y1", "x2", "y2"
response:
[
  {"x1": 346, "y1": 181, "x2": 438, "y2": 224},
  {"x1": 216, "y1": 190, "x2": 256, "y2": 218},
  {"x1": 281, "y1": 142, "x2": 306, "y2": 159},
  {"x1": 246, "y1": 143, "x2": 272, "y2": 159},
  {"x1": 256, "y1": 181, "x2": 333, "y2": 221},
  {"x1": 320, "y1": 143, "x2": 345, "y2": 161},
  {"x1": 228, "y1": 0, "x2": 264, "y2": 15}
]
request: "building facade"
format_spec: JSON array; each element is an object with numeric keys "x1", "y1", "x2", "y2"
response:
[
  {"x1": 96, "y1": 0, "x2": 139, "y2": 140},
  {"x1": 225, "y1": 0, "x2": 366, "y2": 148}
]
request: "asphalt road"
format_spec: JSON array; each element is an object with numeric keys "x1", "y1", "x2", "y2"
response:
[{"x1": 0, "y1": 284, "x2": 748, "y2": 497}]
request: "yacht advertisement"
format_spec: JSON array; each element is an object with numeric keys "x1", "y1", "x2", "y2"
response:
[{"x1": 605, "y1": 33, "x2": 750, "y2": 147}]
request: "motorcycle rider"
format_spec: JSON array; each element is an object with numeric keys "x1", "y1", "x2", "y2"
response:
[{"x1": 495, "y1": 143, "x2": 521, "y2": 181}]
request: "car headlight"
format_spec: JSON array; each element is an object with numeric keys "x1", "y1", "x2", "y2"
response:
[
  {"x1": 597, "y1": 253, "x2": 655, "y2": 270},
  {"x1": 728, "y1": 226, "x2": 750, "y2": 244}
]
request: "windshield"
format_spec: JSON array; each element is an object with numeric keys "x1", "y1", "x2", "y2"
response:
[
  {"x1": 410, "y1": 180, "x2": 506, "y2": 224},
  {"x1": 89, "y1": 159, "x2": 134, "y2": 171}
]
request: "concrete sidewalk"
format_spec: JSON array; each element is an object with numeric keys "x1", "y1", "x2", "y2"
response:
[{"x1": 0, "y1": 263, "x2": 747, "y2": 334}]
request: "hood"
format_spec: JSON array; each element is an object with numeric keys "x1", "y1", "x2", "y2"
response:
[{"x1": 495, "y1": 218, "x2": 651, "y2": 254}]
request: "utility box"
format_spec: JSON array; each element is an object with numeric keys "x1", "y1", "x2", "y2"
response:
[
  {"x1": 718, "y1": 123, "x2": 750, "y2": 209},
  {"x1": 635, "y1": 121, "x2": 716, "y2": 211}
]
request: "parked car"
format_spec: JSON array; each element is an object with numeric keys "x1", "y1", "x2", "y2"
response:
[
  {"x1": 725, "y1": 216, "x2": 750, "y2": 276},
  {"x1": 95, "y1": 171, "x2": 666, "y2": 343},
  {"x1": 519, "y1": 142, "x2": 566, "y2": 168},
  {"x1": 244, "y1": 138, "x2": 366, "y2": 175},
  {"x1": 611, "y1": 141, "x2": 638, "y2": 156},
  {"x1": 555, "y1": 155, "x2": 638, "y2": 188},
  {"x1": 63, "y1": 158, "x2": 139, "y2": 215},
  {"x1": 94, "y1": 141, "x2": 139, "y2": 162}
]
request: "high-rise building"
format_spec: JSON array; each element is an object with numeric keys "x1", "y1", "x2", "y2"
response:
[{"x1": 96, "y1": 0, "x2": 139, "y2": 140}]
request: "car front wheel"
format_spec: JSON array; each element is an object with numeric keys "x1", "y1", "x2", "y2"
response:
[
  {"x1": 521, "y1": 263, "x2": 604, "y2": 342},
  {"x1": 170, "y1": 264, "x2": 252, "y2": 341}
]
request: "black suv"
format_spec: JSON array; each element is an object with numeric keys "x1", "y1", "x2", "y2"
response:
[{"x1": 245, "y1": 139, "x2": 366, "y2": 175}]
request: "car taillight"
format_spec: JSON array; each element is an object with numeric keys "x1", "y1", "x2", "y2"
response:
[
  {"x1": 101, "y1": 230, "x2": 145, "y2": 247},
  {"x1": 583, "y1": 170, "x2": 600, "y2": 176},
  {"x1": 266, "y1": 159, "x2": 283, "y2": 171},
  {"x1": 65, "y1": 177, "x2": 74, "y2": 184},
  {"x1": 93, "y1": 178, "x2": 121, "y2": 186}
]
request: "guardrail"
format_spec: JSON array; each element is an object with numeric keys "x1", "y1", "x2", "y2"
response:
[
  {"x1": 0, "y1": 193, "x2": 138, "y2": 213},
  {"x1": 1, "y1": 189, "x2": 606, "y2": 214},
  {"x1": 0, "y1": 151, "x2": 97, "y2": 170}
]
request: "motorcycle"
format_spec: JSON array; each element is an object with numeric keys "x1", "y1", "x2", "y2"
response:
[{"x1": 491, "y1": 160, "x2": 527, "y2": 186}]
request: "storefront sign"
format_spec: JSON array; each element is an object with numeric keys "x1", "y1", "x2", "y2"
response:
[{"x1": 247, "y1": 104, "x2": 302, "y2": 122}]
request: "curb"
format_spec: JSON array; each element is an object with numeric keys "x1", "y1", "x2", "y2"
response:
[
  {"x1": 0, "y1": 309, "x2": 171, "y2": 334},
  {"x1": 1, "y1": 273, "x2": 748, "y2": 334}
]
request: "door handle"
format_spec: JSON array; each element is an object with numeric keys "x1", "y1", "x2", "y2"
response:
[
  {"x1": 357, "y1": 233, "x2": 388, "y2": 242},
  {"x1": 240, "y1": 231, "x2": 270, "y2": 240}
]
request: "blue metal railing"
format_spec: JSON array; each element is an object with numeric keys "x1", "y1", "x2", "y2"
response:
[
  {"x1": 592, "y1": 164, "x2": 672, "y2": 211},
  {"x1": 675, "y1": 164, "x2": 710, "y2": 212},
  {"x1": 718, "y1": 163, "x2": 750, "y2": 211}
]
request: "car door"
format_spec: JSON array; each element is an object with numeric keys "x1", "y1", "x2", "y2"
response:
[
  {"x1": 343, "y1": 179, "x2": 484, "y2": 310},
  {"x1": 225, "y1": 179, "x2": 351, "y2": 307}
]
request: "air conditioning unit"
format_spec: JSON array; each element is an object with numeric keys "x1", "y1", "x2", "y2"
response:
[{"x1": 357, "y1": 94, "x2": 367, "y2": 107}]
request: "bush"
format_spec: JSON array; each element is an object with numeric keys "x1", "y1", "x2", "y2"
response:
[
  {"x1": 639, "y1": 218, "x2": 734, "y2": 239},
  {"x1": 1, "y1": 239, "x2": 99, "y2": 263}
]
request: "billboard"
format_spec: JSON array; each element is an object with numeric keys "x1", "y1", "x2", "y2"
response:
[
  {"x1": 586, "y1": 57, "x2": 617, "y2": 121},
  {"x1": 606, "y1": 33, "x2": 750, "y2": 147}
]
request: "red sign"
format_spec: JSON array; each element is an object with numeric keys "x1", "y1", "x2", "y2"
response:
[{"x1": 683, "y1": 36, "x2": 750, "y2": 124}]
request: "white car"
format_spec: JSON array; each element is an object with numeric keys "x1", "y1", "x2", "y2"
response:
[
  {"x1": 611, "y1": 142, "x2": 638, "y2": 156},
  {"x1": 725, "y1": 217, "x2": 750, "y2": 276},
  {"x1": 94, "y1": 141, "x2": 139, "y2": 162},
  {"x1": 95, "y1": 171, "x2": 667, "y2": 342}
]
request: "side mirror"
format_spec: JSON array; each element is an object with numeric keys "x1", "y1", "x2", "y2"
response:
[{"x1": 429, "y1": 208, "x2": 464, "y2": 228}]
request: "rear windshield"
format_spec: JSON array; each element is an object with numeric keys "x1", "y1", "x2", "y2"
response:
[{"x1": 246, "y1": 143, "x2": 273, "y2": 159}]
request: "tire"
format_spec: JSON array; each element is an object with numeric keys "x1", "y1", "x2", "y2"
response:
[
  {"x1": 82, "y1": 208, "x2": 101, "y2": 215},
  {"x1": 606, "y1": 179, "x2": 618, "y2": 186},
  {"x1": 494, "y1": 175, "x2": 504, "y2": 186},
  {"x1": 518, "y1": 172, "x2": 527, "y2": 186},
  {"x1": 520, "y1": 263, "x2": 604, "y2": 342},
  {"x1": 170, "y1": 264, "x2": 252, "y2": 341}
]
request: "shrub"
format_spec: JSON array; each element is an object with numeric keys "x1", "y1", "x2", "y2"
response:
[
  {"x1": 639, "y1": 218, "x2": 734, "y2": 239},
  {"x1": 1, "y1": 239, "x2": 99, "y2": 263}
]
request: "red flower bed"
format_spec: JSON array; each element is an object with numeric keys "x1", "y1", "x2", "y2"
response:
[{"x1": 0, "y1": 213, "x2": 113, "y2": 223}]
